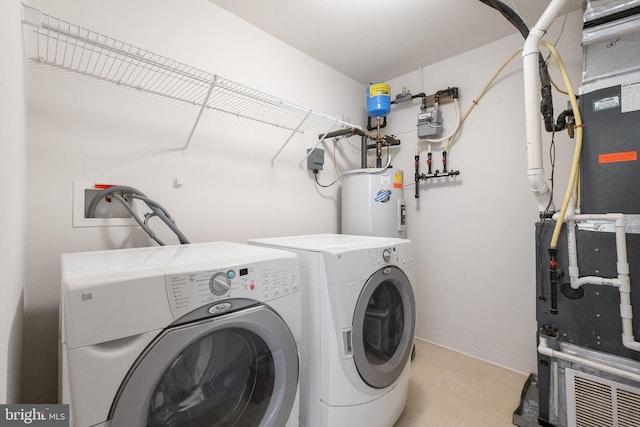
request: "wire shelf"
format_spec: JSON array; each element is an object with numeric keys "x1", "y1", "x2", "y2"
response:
[{"x1": 21, "y1": 5, "x2": 361, "y2": 158}]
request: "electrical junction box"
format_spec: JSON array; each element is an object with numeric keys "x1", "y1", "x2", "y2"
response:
[
  {"x1": 306, "y1": 148, "x2": 325, "y2": 171},
  {"x1": 417, "y1": 110, "x2": 442, "y2": 139}
]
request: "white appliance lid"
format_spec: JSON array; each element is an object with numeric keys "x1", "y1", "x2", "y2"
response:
[
  {"x1": 249, "y1": 233, "x2": 409, "y2": 253},
  {"x1": 61, "y1": 241, "x2": 293, "y2": 279}
]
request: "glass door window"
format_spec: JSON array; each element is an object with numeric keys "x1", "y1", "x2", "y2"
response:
[
  {"x1": 148, "y1": 329, "x2": 275, "y2": 426},
  {"x1": 108, "y1": 303, "x2": 298, "y2": 427},
  {"x1": 363, "y1": 281, "x2": 405, "y2": 366},
  {"x1": 352, "y1": 266, "x2": 416, "y2": 389}
]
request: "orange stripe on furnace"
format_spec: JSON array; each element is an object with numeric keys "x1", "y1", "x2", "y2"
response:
[{"x1": 598, "y1": 151, "x2": 638, "y2": 164}]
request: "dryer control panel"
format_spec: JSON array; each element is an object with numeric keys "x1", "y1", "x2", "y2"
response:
[
  {"x1": 162, "y1": 257, "x2": 299, "y2": 319},
  {"x1": 330, "y1": 241, "x2": 415, "y2": 284},
  {"x1": 366, "y1": 243, "x2": 414, "y2": 268}
]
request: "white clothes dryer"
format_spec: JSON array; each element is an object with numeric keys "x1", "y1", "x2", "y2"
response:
[
  {"x1": 60, "y1": 242, "x2": 301, "y2": 427},
  {"x1": 249, "y1": 234, "x2": 416, "y2": 427}
]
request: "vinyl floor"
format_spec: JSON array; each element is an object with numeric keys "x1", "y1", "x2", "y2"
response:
[{"x1": 394, "y1": 339, "x2": 528, "y2": 427}]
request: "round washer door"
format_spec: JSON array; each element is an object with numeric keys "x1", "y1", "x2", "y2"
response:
[
  {"x1": 108, "y1": 301, "x2": 298, "y2": 427},
  {"x1": 352, "y1": 265, "x2": 416, "y2": 389}
]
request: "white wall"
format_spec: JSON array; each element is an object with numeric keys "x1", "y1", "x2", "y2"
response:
[
  {"x1": 381, "y1": 11, "x2": 583, "y2": 374},
  {"x1": 0, "y1": 0, "x2": 25, "y2": 404},
  {"x1": 22, "y1": 0, "x2": 363, "y2": 403}
]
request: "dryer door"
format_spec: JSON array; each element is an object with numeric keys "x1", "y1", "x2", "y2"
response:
[
  {"x1": 352, "y1": 266, "x2": 416, "y2": 389},
  {"x1": 108, "y1": 299, "x2": 298, "y2": 427}
]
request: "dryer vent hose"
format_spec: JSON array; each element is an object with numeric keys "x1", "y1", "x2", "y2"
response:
[{"x1": 87, "y1": 185, "x2": 190, "y2": 246}]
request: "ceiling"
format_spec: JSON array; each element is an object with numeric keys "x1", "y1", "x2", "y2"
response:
[{"x1": 209, "y1": 0, "x2": 583, "y2": 84}]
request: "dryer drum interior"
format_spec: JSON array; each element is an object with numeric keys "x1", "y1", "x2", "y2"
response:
[
  {"x1": 352, "y1": 266, "x2": 416, "y2": 389},
  {"x1": 363, "y1": 282, "x2": 404, "y2": 362},
  {"x1": 147, "y1": 329, "x2": 274, "y2": 426},
  {"x1": 108, "y1": 301, "x2": 299, "y2": 427}
]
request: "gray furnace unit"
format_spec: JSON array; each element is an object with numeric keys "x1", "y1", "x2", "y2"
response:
[{"x1": 533, "y1": 1, "x2": 640, "y2": 426}]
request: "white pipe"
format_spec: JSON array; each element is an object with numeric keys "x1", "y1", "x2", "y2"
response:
[
  {"x1": 565, "y1": 196, "x2": 579, "y2": 280},
  {"x1": 572, "y1": 276, "x2": 622, "y2": 289},
  {"x1": 538, "y1": 336, "x2": 640, "y2": 383},
  {"x1": 522, "y1": 0, "x2": 571, "y2": 212},
  {"x1": 565, "y1": 213, "x2": 640, "y2": 352},
  {"x1": 523, "y1": 45, "x2": 551, "y2": 211},
  {"x1": 567, "y1": 219, "x2": 579, "y2": 282}
]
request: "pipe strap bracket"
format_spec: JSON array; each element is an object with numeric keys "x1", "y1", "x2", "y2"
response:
[
  {"x1": 617, "y1": 262, "x2": 630, "y2": 275},
  {"x1": 621, "y1": 304, "x2": 634, "y2": 319}
]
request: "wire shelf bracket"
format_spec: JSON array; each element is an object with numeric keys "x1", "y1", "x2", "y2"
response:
[{"x1": 21, "y1": 4, "x2": 361, "y2": 160}]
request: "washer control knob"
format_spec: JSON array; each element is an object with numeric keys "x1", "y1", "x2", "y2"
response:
[
  {"x1": 209, "y1": 272, "x2": 231, "y2": 296},
  {"x1": 383, "y1": 248, "x2": 392, "y2": 263}
]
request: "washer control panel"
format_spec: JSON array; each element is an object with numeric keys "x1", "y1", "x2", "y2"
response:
[
  {"x1": 163, "y1": 257, "x2": 298, "y2": 319},
  {"x1": 367, "y1": 243, "x2": 414, "y2": 267}
]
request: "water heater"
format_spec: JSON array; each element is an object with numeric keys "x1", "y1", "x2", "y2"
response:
[{"x1": 341, "y1": 168, "x2": 406, "y2": 238}]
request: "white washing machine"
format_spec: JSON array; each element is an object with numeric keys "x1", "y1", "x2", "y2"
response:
[
  {"x1": 59, "y1": 241, "x2": 301, "y2": 427},
  {"x1": 249, "y1": 234, "x2": 416, "y2": 427}
]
